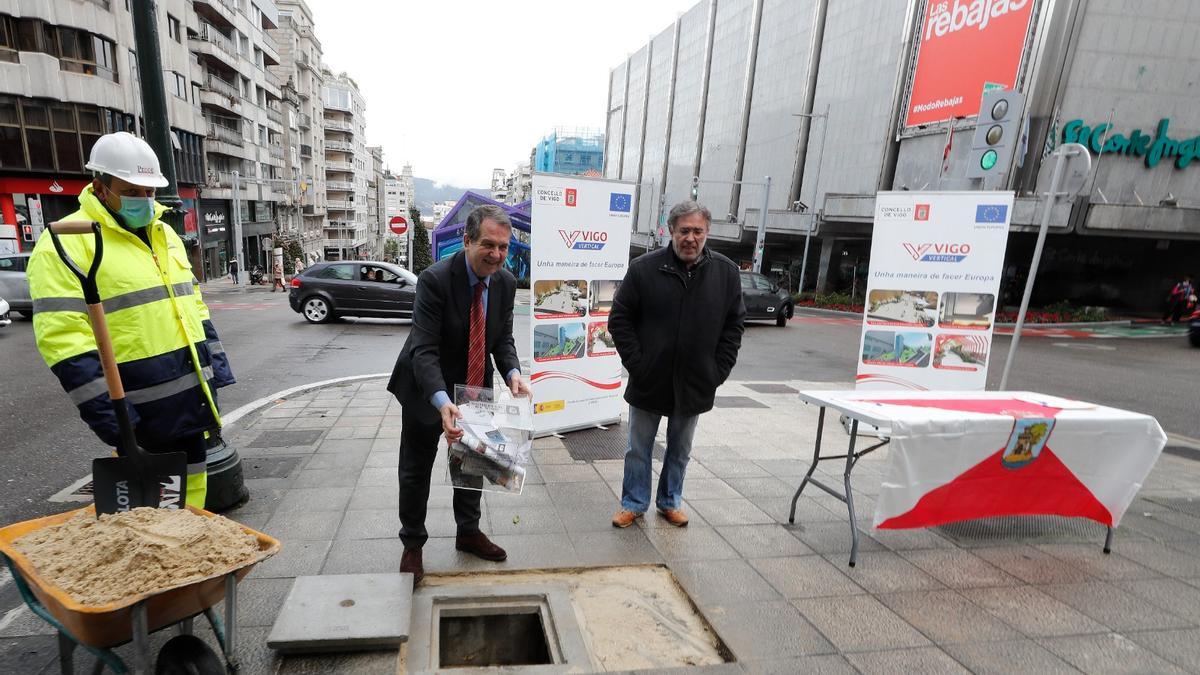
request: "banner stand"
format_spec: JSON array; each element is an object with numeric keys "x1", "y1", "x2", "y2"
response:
[{"x1": 529, "y1": 173, "x2": 636, "y2": 437}]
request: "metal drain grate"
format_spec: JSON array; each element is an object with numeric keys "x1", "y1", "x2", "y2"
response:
[
  {"x1": 744, "y1": 383, "x2": 798, "y2": 395},
  {"x1": 243, "y1": 456, "x2": 303, "y2": 479},
  {"x1": 935, "y1": 516, "x2": 1107, "y2": 544},
  {"x1": 713, "y1": 396, "x2": 769, "y2": 409},
  {"x1": 561, "y1": 426, "x2": 664, "y2": 462},
  {"x1": 248, "y1": 429, "x2": 325, "y2": 448}
]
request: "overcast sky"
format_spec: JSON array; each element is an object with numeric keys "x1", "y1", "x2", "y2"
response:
[{"x1": 304, "y1": 0, "x2": 699, "y2": 189}]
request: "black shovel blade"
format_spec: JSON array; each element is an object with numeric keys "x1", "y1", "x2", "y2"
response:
[{"x1": 92, "y1": 451, "x2": 188, "y2": 515}]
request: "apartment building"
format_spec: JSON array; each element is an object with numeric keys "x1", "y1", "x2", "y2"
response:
[
  {"x1": 320, "y1": 69, "x2": 366, "y2": 260},
  {"x1": 189, "y1": 0, "x2": 287, "y2": 280},
  {"x1": 0, "y1": 0, "x2": 207, "y2": 267},
  {"x1": 366, "y1": 144, "x2": 382, "y2": 258},
  {"x1": 269, "y1": 0, "x2": 323, "y2": 263}
]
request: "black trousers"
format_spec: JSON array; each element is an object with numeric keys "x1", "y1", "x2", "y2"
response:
[{"x1": 397, "y1": 406, "x2": 482, "y2": 549}]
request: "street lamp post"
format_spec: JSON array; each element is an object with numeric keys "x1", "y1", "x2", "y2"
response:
[{"x1": 793, "y1": 104, "x2": 829, "y2": 295}]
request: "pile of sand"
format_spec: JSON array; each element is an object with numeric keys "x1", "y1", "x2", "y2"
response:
[{"x1": 13, "y1": 508, "x2": 260, "y2": 606}]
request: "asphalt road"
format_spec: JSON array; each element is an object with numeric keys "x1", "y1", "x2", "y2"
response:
[{"x1": 1, "y1": 294, "x2": 1197, "y2": 527}]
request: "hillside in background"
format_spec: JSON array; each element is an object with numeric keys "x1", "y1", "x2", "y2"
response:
[{"x1": 412, "y1": 177, "x2": 490, "y2": 215}]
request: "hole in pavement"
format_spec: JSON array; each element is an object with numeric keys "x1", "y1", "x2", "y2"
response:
[{"x1": 439, "y1": 611, "x2": 551, "y2": 667}]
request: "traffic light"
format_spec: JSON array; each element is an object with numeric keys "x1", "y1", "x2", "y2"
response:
[
  {"x1": 21, "y1": 224, "x2": 33, "y2": 242},
  {"x1": 966, "y1": 88, "x2": 1024, "y2": 179}
]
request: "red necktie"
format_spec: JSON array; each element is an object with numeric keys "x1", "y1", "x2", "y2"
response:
[{"x1": 466, "y1": 281, "x2": 486, "y2": 387}]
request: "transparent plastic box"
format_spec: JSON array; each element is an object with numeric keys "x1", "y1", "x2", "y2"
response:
[{"x1": 446, "y1": 385, "x2": 533, "y2": 495}]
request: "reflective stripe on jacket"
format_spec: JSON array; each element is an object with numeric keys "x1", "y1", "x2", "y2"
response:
[{"x1": 28, "y1": 185, "x2": 235, "y2": 450}]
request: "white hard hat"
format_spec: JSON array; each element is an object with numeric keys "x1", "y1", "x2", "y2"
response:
[{"x1": 85, "y1": 132, "x2": 169, "y2": 188}]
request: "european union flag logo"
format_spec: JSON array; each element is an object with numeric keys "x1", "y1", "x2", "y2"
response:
[
  {"x1": 609, "y1": 193, "x2": 632, "y2": 213},
  {"x1": 976, "y1": 204, "x2": 1008, "y2": 223}
]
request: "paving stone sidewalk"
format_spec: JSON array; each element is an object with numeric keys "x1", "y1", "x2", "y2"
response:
[{"x1": 11, "y1": 376, "x2": 1200, "y2": 673}]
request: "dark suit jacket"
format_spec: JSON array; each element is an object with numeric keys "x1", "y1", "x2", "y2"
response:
[{"x1": 387, "y1": 252, "x2": 520, "y2": 425}]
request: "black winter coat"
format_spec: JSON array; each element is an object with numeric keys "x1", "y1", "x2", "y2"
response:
[{"x1": 608, "y1": 245, "x2": 746, "y2": 417}]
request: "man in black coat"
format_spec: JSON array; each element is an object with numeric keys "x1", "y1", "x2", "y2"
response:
[
  {"x1": 388, "y1": 204, "x2": 527, "y2": 583},
  {"x1": 608, "y1": 200, "x2": 746, "y2": 529}
]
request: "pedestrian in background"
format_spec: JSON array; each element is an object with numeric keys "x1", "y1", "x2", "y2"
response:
[
  {"x1": 271, "y1": 259, "x2": 285, "y2": 292},
  {"x1": 608, "y1": 200, "x2": 746, "y2": 529},
  {"x1": 294, "y1": 257, "x2": 305, "y2": 275},
  {"x1": 229, "y1": 257, "x2": 239, "y2": 284},
  {"x1": 1163, "y1": 275, "x2": 1195, "y2": 324}
]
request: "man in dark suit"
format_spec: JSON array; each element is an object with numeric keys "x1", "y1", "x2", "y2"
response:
[{"x1": 388, "y1": 204, "x2": 527, "y2": 584}]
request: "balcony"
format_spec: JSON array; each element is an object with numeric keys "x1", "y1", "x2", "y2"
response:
[
  {"x1": 270, "y1": 144, "x2": 285, "y2": 159},
  {"x1": 198, "y1": 87, "x2": 241, "y2": 116},
  {"x1": 326, "y1": 200, "x2": 354, "y2": 211},
  {"x1": 324, "y1": 119, "x2": 352, "y2": 133},
  {"x1": 193, "y1": 0, "x2": 236, "y2": 29},
  {"x1": 303, "y1": 204, "x2": 325, "y2": 216},
  {"x1": 325, "y1": 140, "x2": 352, "y2": 153},
  {"x1": 326, "y1": 180, "x2": 353, "y2": 191},
  {"x1": 326, "y1": 161, "x2": 352, "y2": 172},
  {"x1": 206, "y1": 122, "x2": 244, "y2": 147},
  {"x1": 266, "y1": 105, "x2": 284, "y2": 127},
  {"x1": 298, "y1": 112, "x2": 311, "y2": 129},
  {"x1": 299, "y1": 144, "x2": 312, "y2": 158},
  {"x1": 190, "y1": 24, "x2": 239, "y2": 70},
  {"x1": 207, "y1": 171, "x2": 234, "y2": 189}
]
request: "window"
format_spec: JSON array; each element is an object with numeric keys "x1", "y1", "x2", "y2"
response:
[
  {"x1": 752, "y1": 274, "x2": 773, "y2": 291},
  {"x1": 191, "y1": 82, "x2": 200, "y2": 104},
  {"x1": 128, "y1": 49, "x2": 137, "y2": 80},
  {"x1": 0, "y1": 16, "x2": 17, "y2": 62},
  {"x1": 319, "y1": 264, "x2": 354, "y2": 280},
  {"x1": 171, "y1": 71, "x2": 187, "y2": 99},
  {"x1": 167, "y1": 15, "x2": 181, "y2": 43},
  {"x1": 23, "y1": 101, "x2": 52, "y2": 170},
  {"x1": 52, "y1": 105, "x2": 82, "y2": 172}
]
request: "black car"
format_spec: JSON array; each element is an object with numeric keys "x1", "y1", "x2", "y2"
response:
[
  {"x1": 289, "y1": 261, "x2": 418, "y2": 323},
  {"x1": 739, "y1": 271, "x2": 793, "y2": 327},
  {"x1": 1189, "y1": 307, "x2": 1200, "y2": 348}
]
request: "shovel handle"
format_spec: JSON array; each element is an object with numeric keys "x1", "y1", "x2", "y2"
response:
[{"x1": 47, "y1": 221, "x2": 144, "y2": 467}]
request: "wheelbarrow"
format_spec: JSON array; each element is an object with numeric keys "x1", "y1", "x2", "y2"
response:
[{"x1": 0, "y1": 505, "x2": 280, "y2": 674}]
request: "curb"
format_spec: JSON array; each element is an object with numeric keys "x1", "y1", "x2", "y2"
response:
[{"x1": 221, "y1": 372, "x2": 391, "y2": 426}]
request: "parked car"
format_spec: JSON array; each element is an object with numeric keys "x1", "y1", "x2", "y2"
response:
[
  {"x1": 0, "y1": 297, "x2": 10, "y2": 328},
  {"x1": 0, "y1": 252, "x2": 32, "y2": 318},
  {"x1": 739, "y1": 271, "x2": 793, "y2": 327},
  {"x1": 289, "y1": 261, "x2": 418, "y2": 323}
]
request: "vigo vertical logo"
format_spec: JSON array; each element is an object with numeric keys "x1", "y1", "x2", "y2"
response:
[
  {"x1": 558, "y1": 229, "x2": 607, "y2": 250},
  {"x1": 903, "y1": 242, "x2": 971, "y2": 262},
  {"x1": 915, "y1": 204, "x2": 931, "y2": 220},
  {"x1": 565, "y1": 188, "x2": 577, "y2": 207}
]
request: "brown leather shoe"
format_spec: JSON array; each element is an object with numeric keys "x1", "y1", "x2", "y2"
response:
[
  {"x1": 456, "y1": 532, "x2": 507, "y2": 561},
  {"x1": 657, "y1": 508, "x2": 689, "y2": 527},
  {"x1": 611, "y1": 509, "x2": 641, "y2": 528},
  {"x1": 400, "y1": 547, "x2": 424, "y2": 586}
]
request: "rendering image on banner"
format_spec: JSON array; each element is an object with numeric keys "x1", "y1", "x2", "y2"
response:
[
  {"x1": 1001, "y1": 418, "x2": 1055, "y2": 470},
  {"x1": 534, "y1": 279, "x2": 588, "y2": 318},
  {"x1": 533, "y1": 323, "x2": 586, "y2": 362},
  {"x1": 933, "y1": 334, "x2": 990, "y2": 371},
  {"x1": 940, "y1": 292, "x2": 995, "y2": 329},
  {"x1": 862, "y1": 331, "x2": 932, "y2": 367},
  {"x1": 587, "y1": 321, "x2": 617, "y2": 357},
  {"x1": 588, "y1": 279, "x2": 621, "y2": 316},
  {"x1": 867, "y1": 290, "x2": 939, "y2": 327}
]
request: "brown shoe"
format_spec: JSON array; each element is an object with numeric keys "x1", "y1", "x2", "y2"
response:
[
  {"x1": 400, "y1": 547, "x2": 424, "y2": 586},
  {"x1": 456, "y1": 532, "x2": 507, "y2": 561},
  {"x1": 657, "y1": 508, "x2": 689, "y2": 527},
  {"x1": 611, "y1": 509, "x2": 641, "y2": 528}
]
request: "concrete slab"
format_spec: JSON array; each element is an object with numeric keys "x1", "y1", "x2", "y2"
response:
[
  {"x1": 670, "y1": 559, "x2": 784, "y2": 606},
  {"x1": 267, "y1": 574, "x2": 411, "y2": 654},
  {"x1": 689, "y1": 499, "x2": 776, "y2": 526},
  {"x1": 1116, "y1": 578, "x2": 1200, "y2": 624},
  {"x1": 1126, "y1": 628, "x2": 1200, "y2": 672},
  {"x1": 959, "y1": 586, "x2": 1108, "y2": 638},
  {"x1": 896, "y1": 548, "x2": 1022, "y2": 589},
  {"x1": 942, "y1": 640, "x2": 1078, "y2": 674},
  {"x1": 646, "y1": 525, "x2": 743, "y2": 562},
  {"x1": 750, "y1": 555, "x2": 863, "y2": 599},
  {"x1": 737, "y1": 654, "x2": 858, "y2": 674},
  {"x1": 1037, "y1": 632, "x2": 1189, "y2": 675},
  {"x1": 791, "y1": 594, "x2": 930, "y2": 653},
  {"x1": 1039, "y1": 581, "x2": 1191, "y2": 632},
  {"x1": 844, "y1": 646, "x2": 970, "y2": 674},
  {"x1": 569, "y1": 529, "x2": 664, "y2": 567},
  {"x1": 705, "y1": 601, "x2": 834, "y2": 660},
  {"x1": 715, "y1": 524, "x2": 813, "y2": 559},
  {"x1": 877, "y1": 590, "x2": 1020, "y2": 645},
  {"x1": 833, "y1": 550, "x2": 945, "y2": 594}
]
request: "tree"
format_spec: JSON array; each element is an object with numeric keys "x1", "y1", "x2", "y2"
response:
[
  {"x1": 384, "y1": 237, "x2": 399, "y2": 262},
  {"x1": 411, "y1": 208, "x2": 434, "y2": 275},
  {"x1": 281, "y1": 239, "x2": 304, "y2": 274}
]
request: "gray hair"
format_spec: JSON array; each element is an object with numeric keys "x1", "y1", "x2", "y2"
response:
[
  {"x1": 667, "y1": 200, "x2": 711, "y2": 230},
  {"x1": 465, "y1": 204, "x2": 512, "y2": 241}
]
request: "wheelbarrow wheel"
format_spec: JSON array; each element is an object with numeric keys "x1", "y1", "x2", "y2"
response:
[{"x1": 155, "y1": 635, "x2": 225, "y2": 675}]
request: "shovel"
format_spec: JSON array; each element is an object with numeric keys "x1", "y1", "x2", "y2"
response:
[{"x1": 47, "y1": 220, "x2": 187, "y2": 514}]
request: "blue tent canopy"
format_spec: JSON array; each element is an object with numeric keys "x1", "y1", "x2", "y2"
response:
[{"x1": 431, "y1": 191, "x2": 531, "y2": 280}]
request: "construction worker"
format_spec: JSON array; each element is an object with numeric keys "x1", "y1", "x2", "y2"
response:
[{"x1": 27, "y1": 132, "x2": 234, "y2": 508}]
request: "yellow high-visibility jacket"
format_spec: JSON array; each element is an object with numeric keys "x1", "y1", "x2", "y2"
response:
[{"x1": 27, "y1": 185, "x2": 235, "y2": 508}]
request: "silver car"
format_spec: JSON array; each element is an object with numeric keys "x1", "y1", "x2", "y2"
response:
[
  {"x1": 0, "y1": 297, "x2": 10, "y2": 328},
  {"x1": 0, "y1": 252, "x2": 31, "y2": 318}
]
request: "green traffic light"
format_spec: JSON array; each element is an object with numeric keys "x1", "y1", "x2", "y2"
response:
[{"x1": 980, "y1": 149, "x2": 998, "y2": 170}]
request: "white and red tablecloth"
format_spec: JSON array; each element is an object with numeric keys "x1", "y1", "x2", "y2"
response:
[{"x1": 798, "y1": 391, "x2": 1168, "y2": 530}]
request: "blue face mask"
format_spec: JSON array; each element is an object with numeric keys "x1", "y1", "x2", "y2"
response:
[{"x1": 116, "y1": 196, "x2": 156, "y2": 229}]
